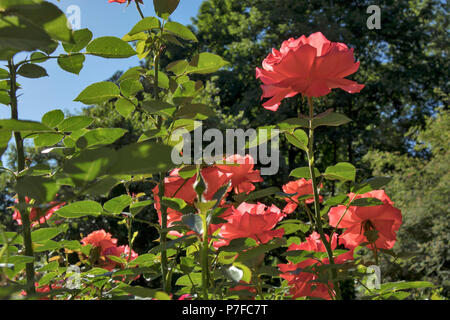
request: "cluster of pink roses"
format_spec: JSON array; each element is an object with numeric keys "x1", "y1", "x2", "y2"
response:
[
  {"x1": 278, "y1": 190, "x2": 402, "y2": 299},
  {"x1": 153, "y1": 153, "x2": 402, "y2": 299}
]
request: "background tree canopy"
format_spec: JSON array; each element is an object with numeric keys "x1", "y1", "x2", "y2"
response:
[{"x1": 1, "y1": 0, "x2": 448, "y2": 298}]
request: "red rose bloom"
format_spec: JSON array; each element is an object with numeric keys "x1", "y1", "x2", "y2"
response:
[
  {"x1": 256, "y1": 32, "x2": 364, "y2": 111},
  {"x1": 21, "y1": 282, "x2": 62, "y2": 300},
  {"x1": 278, "y1": 232, "x2": 353, "y2": 300},
  {"x1": 217, "y1": 154, "x2": 263, "y2": 194},
  {"x1": 153, "y1": 167, "x2": 232, "y2": 237},
  {"x1": 13, "y1": 197, "x2": 65, "y2": 228},
  {"x1": 279, "y1": 258, "x2": 331, "y2": 300},
  {"x1": 201, "y1": 166, "x2": 233, "y2": 200},
  {"x1": 328, "y1": 190, "x2": 402, "y2": 250},
  {"x1": 214, "y1": 202, "x2": 285, "y2": 248},
  {"x1": 229, "y1": 282, "x2": 257, "y2": 299},
  {"x1": 152, "y1": 168, "x2": 197, "y2": 237},
  {"x1": 81, "y1": 230, "x2": 118, "y2": 253},
  {"x1": 281, "y1": 179, "x2": 323, "y2": 214}
]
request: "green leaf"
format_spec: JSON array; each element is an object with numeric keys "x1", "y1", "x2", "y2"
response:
[
  {"x1": 7, "y1": 255, "x2": 34, "y2": 265},
  {"x1": 38, "y1": 272, "x2": 58, "y2": 287},
  {"x1": 15, "y1": 176, "x2": 58, "y2": 203},
  {"x1": 6, "y1": 1, "x2": 73, "y2": 43},
  {"x1": 175, "y1": 103, "x2": 215, "y2": 119},
  {"x1": 350, "y1": 197, "x2": 384, "y2": 207},
  {"x1": 181, "y1": 214, "x2": 203, "y2": 234},
  {"x1": 233, "y1": 187, "x2": 280, "y2": 204},
  {"x1": 34, "y1": 239, "x2": 61, "y2": 252},
  {"x1": 290, "y1": 167, "x2": 320, "y2": 179},
  {"x1": 285, "y1": 129, "x2": 308, "y2": 151},
  {"x1": 0, "y1": 131, "x2": 11, "y2": 163},
  {"x1": 115, "y1": 98, "x2": 135, "y2": 118},
  {"x1": 57, "y1": 54, "x2": 85, "y2": 75},
  {"x1": 277, "y1": 118, "x2": 309, "y2": 131},
  {"x1": 220, "y1": 238, "x2": 258, "y2": 253},
  {"x1": 60, "y1": 240, "x2": 81, "y2": 251},
  {"x1": 164, "y1": 21, "x2": 197, "y2": 42},
  {"x1": 76, "y1": 128, "x2": 127, "y2": 148},
  {"x1": 34, "y1": 132, "x2": 63, "y2": 147},
  {"x1": 103, "y1": 195, "x2": 132, "y2": 215},
  {"x1": 146, "y1": 69, "x2": 169, "y2": 89},
  {"x1": 56, "y1": 200, "x2": 102, "y2": 218},
  {"x1": 166, "y1": 59, "x2": 188, "y2": 75},
  {"x1": 323, "y1": 162, "x2": 356, "y2": 182},
  {"x1": 277, "y1": 223, "x2": 305, "y2": 235},
  {"x1": 120, "y1": 79, "x2": 143, "y2": 98},
  {"x1": 17, "y1": 63, "x2": 48, "y2": 78},
  {"x1": 128, "y1": 17, "x2": 160, "y2": 36},
  {"x1": 130, "y1": 200, "x2": 153, "y2": 216},
  {"x1": 86, "y1": 36, "x2": 136, "y2": 58},
  {"x1": 233, "y1": 262, "x2": 252, "y2": 283},
  {"x1": 161, "y1": 197, "x2": 188, "y2": 212},
  {"x1": 186, "y1": 52, "x2": 228, "y2": 74},
  {"x1": 42, "y1": 109, "x2": 64, "y2": 128},
  {"x1": 178, "y1": 165, "x2": 197, "y2": 179},
  {"x1": 0, "y1": 15, "x2": 53, "y2": 54},
  {"x1": 63, "y1": 147, "x2": 115, "y2": 186},
  {"x1": 110, "y1": 142, "x2": 174, "y2": 175},
  {"x1": 0, "y1": 68, "x2": 9, "y2": 79},
  {"x1": 106, "y1": 254, "x2": 126, "y2": 265},
  {"x1": 324, "y1": 194, "x2": 349, "y2": 206},
  {"x1": 352, "y1": 177, "x2": 392, "y2": 195},
  {"x1": 74, "y1": 82, "x2": 120, "y2": 105},
  {"x1": 153, "y1": 0, "x2": 180, "y2": 19},
  {"x1": 0, "y1": 91, "x2": 10, "y2": 105},
  {"x1": 37, "y1": 261, "x2": 59, "y2": 273},
  {"x1": 0, "y1": 119, "x2": 50, "y2": 132},
  {"x1": 63, "y1": 142, "x2": 174, "y2": 185},
  {"x1": 236, "y1": 238, "x2": 286, "y2": 264},
  {"x1": 142, "y1": 100, "x2": 176, "y2": 117},
  {"x1": 119, "y1": 67, "x2": 144, "y2": 82},
  {"x1": 128, "y1": 254, "x2": 156, "y2": 267},
  {"x1": 247, "y1": 187, "x2": 280, "y2": 201},
  {"x1": 81, "y1": 176, "x2": 122, "y2": 197},
  {"x1": 30, "y1": 52, "x2": 48, "y2": 63},
  {"x1": 278, "y1": 112, "x2": 351, "y2": 130},
  {"x1": 176, "y1": 272, "x2": 202, "y2": 287},
  {"x1": 31, "y1": 227, "x2": 62, "y2": 243},
  {"x1": 0, "y1": 232, "x2": 23, "y2": 245},
  {"x1": 380, "y1": 281, "x2": 435, "y2": 292},
  {"x1": 312, "y1": 112, "x2": 351, "y2": 128},
  {"x1": 57, "y1": 116, "x2": 93, "y2": 132},
  {"x1": 62, "y1": 28, "x2": 93, "y2": 53}
]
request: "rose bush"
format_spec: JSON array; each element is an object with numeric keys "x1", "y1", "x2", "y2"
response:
[{"x1": 0, "y1": 0, "x2": 434, "y2": 301}]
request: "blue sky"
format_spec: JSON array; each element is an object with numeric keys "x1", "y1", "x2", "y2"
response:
[{"x1": 0, "y1": 0, "x2": 203, "y2": 122}]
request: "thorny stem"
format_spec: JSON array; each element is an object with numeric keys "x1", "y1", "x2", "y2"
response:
[
  {"x1": 200, "y1": 213, "x2": 210, "y2": 299},
  {"x1": 8, "y1": 59, "x2": 36, "y2": 295},
  {"x1": 305, "y1": 97, "x2": 342, "y2": 300},
  {"x1": 133, "y1": 1, "x2": 170, "y2": 293}
]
